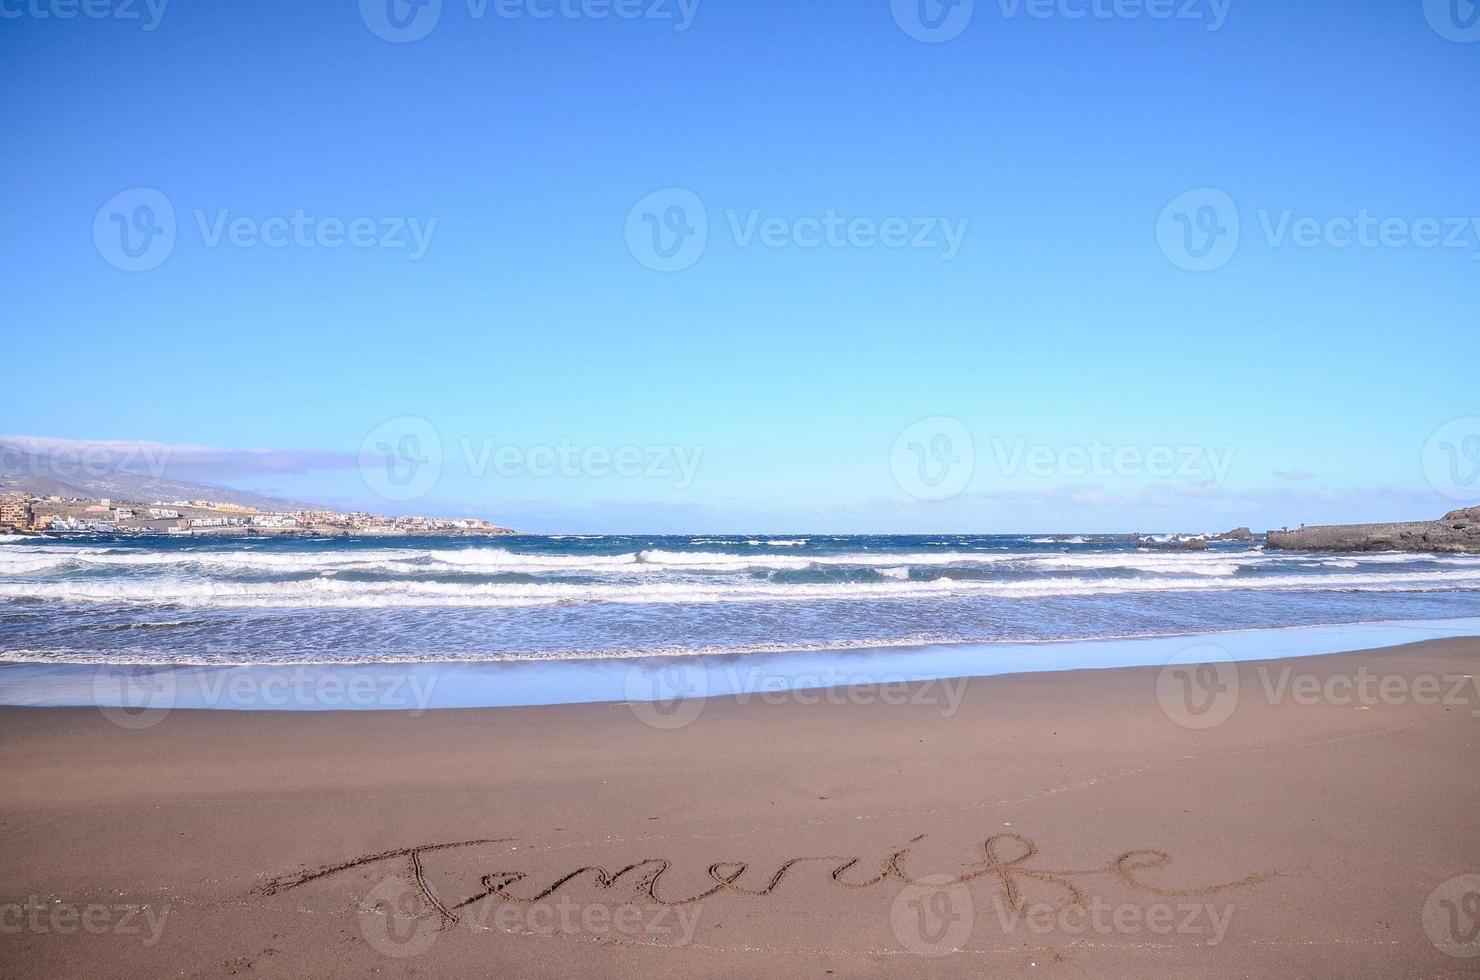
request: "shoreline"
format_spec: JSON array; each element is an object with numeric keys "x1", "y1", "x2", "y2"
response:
[
  {"x1": 2, "y1": 635, "x2": 1477, "y2": 977},
  {"x1": 4, "y1": 615, "x2": 1479, "y2": 712}
]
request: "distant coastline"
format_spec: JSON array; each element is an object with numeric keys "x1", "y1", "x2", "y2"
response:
[{"x1": 0, "y1": 492, "x2": 514, "y2": 538}]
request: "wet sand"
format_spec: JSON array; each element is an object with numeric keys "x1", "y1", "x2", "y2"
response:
[{"x1": 2, "y1": 637, "x2": 1478, "y2": 978}]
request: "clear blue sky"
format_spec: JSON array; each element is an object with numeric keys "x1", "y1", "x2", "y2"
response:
[{"x1": 3, "y1": 0, "x2": 1477, "y2": 532}]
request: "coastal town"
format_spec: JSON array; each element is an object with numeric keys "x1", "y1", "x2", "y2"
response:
[{"x1": 0, "y1": 492, "x2": 514, "y2": 537}]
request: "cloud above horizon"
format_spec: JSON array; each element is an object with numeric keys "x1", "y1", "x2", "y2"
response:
[{"x1": 0, "y1": 435, "x2": 357, "y2": 478}]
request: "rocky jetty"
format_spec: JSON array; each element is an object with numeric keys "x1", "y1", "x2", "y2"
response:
[{"x1": 1266, "y1": 507, "x2": 1480, "y2": 553}]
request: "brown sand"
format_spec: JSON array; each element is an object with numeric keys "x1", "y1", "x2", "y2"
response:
[{"x1": 2, "y1": 637, "x2": 1479, "y2": 978}]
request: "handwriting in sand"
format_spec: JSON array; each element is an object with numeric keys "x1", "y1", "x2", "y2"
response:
[{"x1": 260, "y1": 831, "x2": 1275, "y2": 927}]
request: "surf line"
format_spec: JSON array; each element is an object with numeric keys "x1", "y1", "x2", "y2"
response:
[{"x1": 260, "y1": 832, "x2": 1277, "y2": 925}]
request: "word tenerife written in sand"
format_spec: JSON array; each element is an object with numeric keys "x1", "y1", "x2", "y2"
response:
[{"x1": 259, "y1": 830, "x2": 1275, "y2": 936}]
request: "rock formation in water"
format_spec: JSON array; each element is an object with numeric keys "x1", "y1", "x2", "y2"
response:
[{"x1": 1266, "y1": 507, "x2": 1480, "y2": 553}]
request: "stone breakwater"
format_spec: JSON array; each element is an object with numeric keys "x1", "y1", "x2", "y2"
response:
[{"x1": 1267, "y1": 507, "x2": 1480, "y2": 553}]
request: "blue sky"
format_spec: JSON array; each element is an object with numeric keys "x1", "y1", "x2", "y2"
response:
[{"x1": 3, "y1": 0, "x2": 1477, "y2": 532}]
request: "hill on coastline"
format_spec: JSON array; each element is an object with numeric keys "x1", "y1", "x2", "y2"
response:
[{"x1": 0, "y1": 437, "x2": 316, "y2": 513}]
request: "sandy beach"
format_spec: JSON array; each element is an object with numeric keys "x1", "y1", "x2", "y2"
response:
[{"x1": 2, "y1": 637, "x2": 1478, "y2": 979}]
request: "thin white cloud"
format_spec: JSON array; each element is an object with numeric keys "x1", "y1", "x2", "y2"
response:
[{"x1": 0, "y1": 435, "x2": 357, "y2": 478}]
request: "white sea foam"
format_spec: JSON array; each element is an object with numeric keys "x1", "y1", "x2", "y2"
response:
[
  {"x1": 2, "y1": 543, "x2": 1475, "y2": 581},
  {"x1": 4, "y1": 568, "x2": 1479, "y2": 608},
  {"x1": 0, "y1": 632, "x2": 970, "y2": 666}
]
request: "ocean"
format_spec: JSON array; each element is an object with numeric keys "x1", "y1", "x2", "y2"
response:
[{"x1": 3, "y1": 533, "x2": 1480, "y2": 666}]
